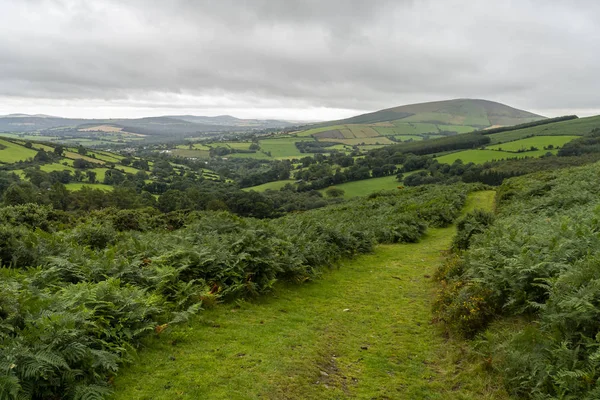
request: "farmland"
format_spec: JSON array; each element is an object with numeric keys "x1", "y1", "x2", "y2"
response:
[
  {"x1": 242, "y1": 179, "x2": 295, "y2": 192},
  {"x1": 64, "y1": 183, "x2": 114, "y2": 191},
  {"x1": 0, "y1": 139, "x2": 39, "y2": 163},
  {"x1": 434, "y1": 149, "x2": 557, "y2": 165},
  {"x1": 320, "y1": 175, "x2": 401, "y2": 198},
  {"x1": 487, "y1": 115, "x2": 600, "y2": 144},
  {"x1": 486, "y1": 135, "x2": 578, "y2": 152}
]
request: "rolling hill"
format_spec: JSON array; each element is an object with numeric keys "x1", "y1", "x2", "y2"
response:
[
  {"x1": 0, "y1": 114, "x2": 296, "y2": 143},
  {"x1": 293, "y1": 99, "x2": 545, "y2": 145}
]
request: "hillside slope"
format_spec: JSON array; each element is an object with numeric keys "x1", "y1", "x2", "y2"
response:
[{"x1": 295, "y1": 99, "x2": 545, "y2": 144}]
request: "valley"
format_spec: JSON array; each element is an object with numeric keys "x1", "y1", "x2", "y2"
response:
[{"x1": 2, "y1": 98, "x2": 600, "y2": 400}]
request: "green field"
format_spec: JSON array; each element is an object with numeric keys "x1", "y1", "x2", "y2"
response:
[
  {"x1": 0, "y1": 139, "x2": 39, "y2": 163},
  {"x1": 171, "y1": 148, "x2": 210, "y2": 158},
  {"x1": 394, "y1": 135, "x2": 423, "y2": 141},
  {"x1": 486, "y1": 135, "x2": 578, "y2": 152},
  {"x1": 294, "y1": 125, "x2": 348, "y2": 137},
  {"x1": 320, "y1": 175, "x2": 401, "y2": 198},
  {"x1": 227, "y1": 142, "x2": 252, "y2": 150},
  {"x1": 88, "y1": 151, "x2": 123, "y2": 163},
  {"x1": 64, "y1": 151, "x2": 105, "y2": 164},
  {"x1": 435, "y1": 149, "x2": 557, "y2": 165},
  {"x1": 64, "y1": 183, "x2": 114, "y2": 191},
  {"x1": 321, "y1": 137, "x2": 394, "y2": 146},
  {"x1": 228, "y1": 152, "x2": 271, "y2": 160},
  {"x1": 40, "y1": 163, "x2": 75, "y2": 173},
  {"x1": 258, "y1": 138, "x2": 312, "y2": 159},
  {"x1": 437, "y1": 124, "x2": 477, "y2": 134},
  {"x1": 243, "y1": 179, "x2": 296, "y2": 192},
  {"x1": 488, "y1": 115, "x2": 600, "y2": 144}
]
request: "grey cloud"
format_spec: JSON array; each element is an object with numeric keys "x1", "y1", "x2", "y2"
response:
[{"x1": 0, "y1": 0, "x2": 599, "y2": 117}]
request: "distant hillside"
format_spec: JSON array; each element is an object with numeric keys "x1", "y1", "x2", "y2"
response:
[
  {"x1": 293, "y1": 99, "x2": 545, "y2": 145},
  {"x1": 166, "y1": 115, "x2": 295, "y2": 129},
  {"x1": 0, "y1": 114, "x2": 295, "y2": 138}
]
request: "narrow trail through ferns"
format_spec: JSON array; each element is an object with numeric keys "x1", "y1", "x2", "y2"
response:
[{"x1": 112, "y1": 191, "x2": 504, "y2": 400}]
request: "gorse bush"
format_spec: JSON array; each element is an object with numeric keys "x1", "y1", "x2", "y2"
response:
[
  {"x1": 452, "y1": 209, "x2": 495, "y2": 251},
  {"x1": 0, "y1": 183, "x2": 474, "y2": 399},
  {"x1": 435, "y1": 161, "x2": 600, "y2": 398}
]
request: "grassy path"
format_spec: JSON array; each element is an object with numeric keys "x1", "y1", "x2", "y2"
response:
[{"x1": 112, "y1": 191, "x2": 504, "y2": 399}]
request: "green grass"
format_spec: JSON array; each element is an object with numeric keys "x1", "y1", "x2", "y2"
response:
[
  {"x1": 170, "y1": 149, "x2": 211, "y2": 158},
  {"x1": 111, "y1": 192, "x2": 505, "y2": 400},
  {"x1": 0, "y1": 139, "x2": 39, "y2": 163},
  {"x1": 320, "y1": 175, "x2": 401, "y2": 198},
  {"x1": 257, "y1": 138, "x2": 313, "y2": 159},
  {"x1": 227, "y1": 142, "x2": 252, "y2": 150},
  {"x1": 242, "y1": 180, "x2": 296, "y2": 192},
  {"x1": 488, "y1": 115, "x2": 600, "y2": 144},
  {"x1": 394, "y1": 135, "x2": 424, "y2": 141},
  {"x1": 319, "y1": 137, "x2": 394, "y2": 146},
  {"x1": 435, "y1": 149, "x2": 556, "y2": 165},
  {"x1": 227, "y1": 152, "x2": 272, "y2": 160},
  {"x1": 64, "y1": 151, "x2": 105, "y2": 165},
  {"x1": 90, "y1": 168, "x2": 108, "y2": 182},
  {"x1": 402, "y1": 112, "x2": 464, "y2": 125},
  {"x1": 486, "y1": 136, "x2": 578, "y2": 152},
  {"x1": 346, "y1": 124, "x2": 380, "y2": 138},
  {"x1": 88, "y1": 151, "x2": 123, "y2": 163},
  {"x1": 437, "y1": 124, "x2": 477, "y2": 134},
  {"x1": 39, "y1": 163, "x2": 75, "y2": 173},
  {"x1": 64, "y1": 183, "x2": 114, "y2": 191},
  {"x1": 294, "y1": 125, "x2": 348, "y2": 137}
]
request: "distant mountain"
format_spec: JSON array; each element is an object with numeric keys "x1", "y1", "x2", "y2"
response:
[
  {"x1": 0, "y1": 114, "x2": 296, "y2": 138},
  {"x1": 295, "y1": 99, "x2": 546, "y2": 141},
  {"x1": 0, "y1": 113, "x2": 59, "y2": 119},
  {"x1": 311, "y1": 99, "x2": 544, "y2": 129},
  {"x1": 165, "y1": 115, "x2": 296, "y2": 129}
]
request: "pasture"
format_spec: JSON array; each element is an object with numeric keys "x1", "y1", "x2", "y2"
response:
[
  {"x1": 435, "y1": 149, "x2": 557, "y2": 165},
  {"x1": 257, "y1": 138, "x2": 312, "y2": 159},
  {"x1": 39, "y1": 163, "x2": 75, "y2": 173},
  {"x1": 486, "y1": 136, "x2": 578, "y2": 152},
  {"x1": 0, "y1": 139, "x2": 39, "y2": 163},
  {"x1": 243, "y1": 179, "x2": 296, "y2": 192},
  {"x1": 488, "y1": 115, "x2": 600, "y2": 144},
  {"x1": 64, "y1": 183, "x2": 114, "y2": 191},
  {"x1": 320, "y1": 175, "x2": 401, "y2": 198},
  {"x1": 394, "y1": 135, "x2": 423, "y2": 141},
  {"x1": 321, "y1": 137, "x2": 394, "y2": 146}
]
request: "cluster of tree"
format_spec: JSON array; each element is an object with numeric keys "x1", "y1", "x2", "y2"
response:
[
  {"x1": 0, "y1": 169, "x2": 339, "y2": 218},
  {"x1": 237, "y1": 160, "x2": 291, "y2": 188},
  {"x1": 557, "y1": 128, "x2": 600, "y2": 156}
]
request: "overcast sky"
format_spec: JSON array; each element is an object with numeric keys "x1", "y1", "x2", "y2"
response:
[{"x1": 0, "y1": 0, "x2": 599, "y2": 120}]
